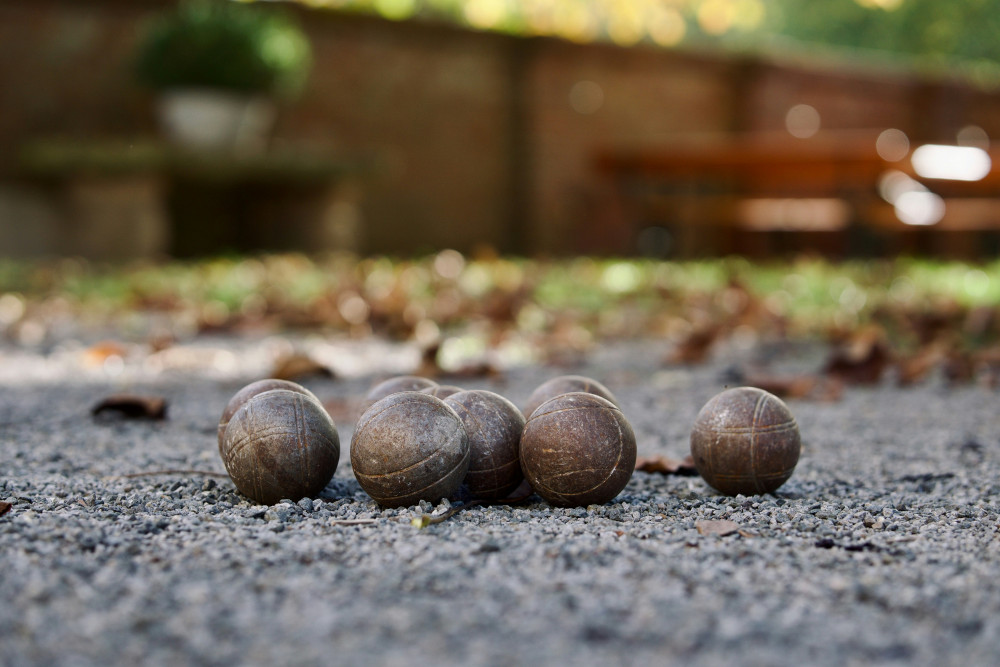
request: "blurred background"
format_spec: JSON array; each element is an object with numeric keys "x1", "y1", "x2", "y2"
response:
[
  {"x1": 2, "y1": 0, "x2": 1000, "y2": 261},
  {"x1": 2, "y1": 0, "x2": 1000, "y2": 387}
]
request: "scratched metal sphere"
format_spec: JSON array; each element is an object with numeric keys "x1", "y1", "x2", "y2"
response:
[
  {"x1": 220, "y1": 389, "x2": 340, "y2": 505},
  {"x1": 420, "y1": 384, "x2": 463, "y2": 399},
  {"x1": 362, "y1": 376, "x2": 438, "y2": 413},
  {"x1": 520, "y1": 392, "x2": 636, "y2": 508},
  {"x1": 444, "y1": 390, "x2": 525, "y2": 500},
  {"x1": 523, "y1": 375, "x2": 621, "y2": 420},
  {"x1": 351, "y1": 391, "x2": 470, "y2": 508},
  {"x1": 690, "y1": 386, "x2": 801, "y2": 496},
  {"x1": 218, "y1": 379, "x2": 318, "y2": 454}
]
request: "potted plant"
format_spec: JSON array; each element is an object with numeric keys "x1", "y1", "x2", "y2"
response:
[{"x1": 135, "y1": 0, "x2": 312, "y2": 153}]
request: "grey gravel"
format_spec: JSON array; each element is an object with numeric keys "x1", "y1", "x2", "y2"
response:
[{"x1": 2, "y1": 335, "x2": 1000, "y2": 666}]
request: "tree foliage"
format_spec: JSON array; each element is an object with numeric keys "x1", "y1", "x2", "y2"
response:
[
  {"x1": 282, "y1": 0, "x2": 1000, "y2": 76},
  {"x1": 762, "y1": 0, "x2": 1000, "y2": 74}
]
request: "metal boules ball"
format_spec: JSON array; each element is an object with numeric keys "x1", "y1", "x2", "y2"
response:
[
  {"x1": 420, "y1": 384, "x2": 463, "y2": 399},
  {"x1": 520, "y1": 392, "x2": 636, "y2": 508},
  {"x1": 217, "y1": 378, "x2": 319, "y2": 454},
  {"x1": 523, "y1": 375, "x2": 620, "y2": 420},
  {"x1": 351, "y1": 391, "x2": 470, "y2": 508},
  {"x1": 220, "y1": 389, "x2": 340, "y2": 505},
  {"x1": 690, "y1": 386, "x2": 801, "y2": 496},
  {"x1": 362, "y1": 375, "x2": 438, "y2": 413},
  {"x1": 444, "y1": 390, "x2": 525, "y2": 500}
]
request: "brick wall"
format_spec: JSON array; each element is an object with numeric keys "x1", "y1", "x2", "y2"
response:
[{"x1": 2, "y1": 0, "x2": 999, "y2": 257}]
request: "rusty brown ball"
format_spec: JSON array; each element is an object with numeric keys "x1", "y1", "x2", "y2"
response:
[
  {"x1": 444, "y1": 390, "x2": 525, "y2": 500},
  {"x1": 523, "y1": 375, "x2": 621, "y2": 420},
  {"x1": 351, "y1": 391, "x2": 470, "y2": 508},
  {"x1": 690, "y1": 386, "x2": 801, "y2": 496},
  {"x1": 520, "y1": 392, "x2": 636, "y2": 507},
  {"x1": 218, "y1": 379, "x2": 319, "y2": 454},
  {"x1": 421, "y1": 384, "x2": 463, "y2": 399},
  {"x1": 362, "y1": 375, "x2": 438, "y2": 413},
  {"x1": 220, "y1": 389, "x2": 340, "y2": 505}
]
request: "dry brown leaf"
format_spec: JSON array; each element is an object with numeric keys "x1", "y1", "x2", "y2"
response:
[
  {"x1": 271, "y1": 353, "x2": 335, "y2": 381},
  {"x1": 449, "y1": 361, "x2": 504, "y2": 380},
  {"x1": 92, "y1": 394, "x2": 167, "y2": 420},
  {"x1": 83, "y1": 341, "x2": 128, "y2": 367},
  {"x1": 943, "y1": 349, "x2": 975, "y2": 386},
  {"x1": 973, "y1": 346, "x2": 1000, "y2": 389},
  {"x1": 742, "y1": 373, "x2": 843, "y2": 402},
  {"x1": 823, "y1": 326, "x2": 892, "y2": 385},
  {"x1": 963, "y1": 305, "x2": 996, "y2": 339},
  {"x1": 896, "y1": 344, "x2": 947, "y2": 386},
  {"x1": 665, "y1": 324, "x2": 722, "y2": 365},
  {"x1": 635, "y1": 455, "x2": 698, "y2": 476},
  {"x1": 907, "y1": 307, "x2": 961, "y2": 346},
  {"x1": 696, "y1": 519, "x2": 740, "y2": 536},
  {"x1": 148, "y1": 333, "x2": 175, "y2": 353},
  {"x1": 0, "y1": 501, "x2": 11, "y2": 517},
  {"x1": 414, "y1": 342, "x2": 443, "y2": 379},
  {"x1": 414, "y1": 342, "x2": 503, "y2": 381}
]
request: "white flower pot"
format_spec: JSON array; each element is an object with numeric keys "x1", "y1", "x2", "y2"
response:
[{"x1": 157, "y1": 89, "x2": 276, "y2": 153}]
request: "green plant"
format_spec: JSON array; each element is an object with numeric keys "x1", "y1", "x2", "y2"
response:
[{"x1": 135, "y1": 0, "x2": 312, "y2": 99}]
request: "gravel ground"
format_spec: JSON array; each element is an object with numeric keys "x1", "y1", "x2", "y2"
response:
[{"x1": 2, "y1": 334, "x2": 1000, "y2": 666}]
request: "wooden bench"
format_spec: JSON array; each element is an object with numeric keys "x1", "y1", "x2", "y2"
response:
[{"x1": 593, "y1": 131, "x2": 1000, "y2": 258}]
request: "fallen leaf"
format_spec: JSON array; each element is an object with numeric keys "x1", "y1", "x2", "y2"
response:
[
  {"x1": 742, "y1": 373, "x2": 843, "y2": 402},
  {"x1": 83, "y1": 340, "x2": 128, "y2": 368},
  {"x1": 823, "y1": 326, "x2": 891, "y2": 385},
  {"x1": 92, "y1": 394, "x2": 167, "y2": 420},
  {"x1": 896, "y1": 344, "x2": 946, "y2": 386},
  {"x1": 963, "y1": 305, "x2": 995, "y2": 340},
  {"x1": 665, "y1": 324, "x2": 721, "y2": 365},
  {"x1": 414, "y1": 341, "x2": 504, "y2": 380},
  {"x1": 907, "y1": 309, "x2": 958, "y2": 346},
  {"x1": 147, "y1": 333, "x2": 175, "y2": 353},
  {"x1": 974, "y1": 347, "x2": 1000, "y2": 389},
  {"x1": 448, "y1": 361, "x2": 504, "y2": 380},
  {"x1": 635, "y1": 455, "x2": 698, "y2": 476},
  {"x1": 696, "y1": 519, "x2": 740, "y2": 536},
  {"x1": 0, "y1": 501, "x2": 11, "y2": 517},
  {"x1": 414, "y1": 342, "x2": 443, "y2": 379},
  {"x1": 271, "y1": 353, "x2": 335, "y2": 381},
  {"x1": 943, "y1": 349, "x2": 975, "y2": 386}
]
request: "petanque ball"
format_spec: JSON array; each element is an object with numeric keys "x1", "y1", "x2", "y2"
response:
[
  {"x1": 421, "y1": 384, "x2": 463, "y2": 399},
  {"x1": 220, "y1": 389, "x2": 340, "y2": 505},
  {"x1": 520, "y1": 392, "x2": 636, "y2": 507},
  {"x1": 217, "y1": 378, "x2": 319, "y2": 454},
  {"x1": 362, "y1": 375, "x2": 438, "y2": 413},
  {"x1": 523, "y1": 375, "x2": 621, "y2": 420},
  {"x1": 444, "y1": 390, "x2": 525, "y2": 500},
  {"x1": 690, "y1": 386, "x2": 801, "y2": 496},
  {"x1": 351, "y1": 391, "x2": 470, "y2": 508}
]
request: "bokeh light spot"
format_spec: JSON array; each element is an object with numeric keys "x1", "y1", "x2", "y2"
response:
[
  {"x1": 648, "y1": 7, "x2": 686, "y2": 46},
  {"x1": 373, "y1": 0, "x2": 417, "y2": 21},
  {"x1": 569, "y1": 80, "x2": 604, "y2": 114},
  {"x1": 876, "y1": 128, "x2": 910, "y2": 161},
  {"x1": 463, "y1": 0, "x2": 507, "y2": 29},
  {"x1": 785, "y1": 104, "x2": 820, "y2": 138}
]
